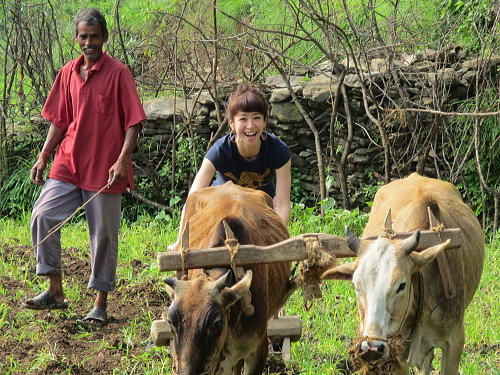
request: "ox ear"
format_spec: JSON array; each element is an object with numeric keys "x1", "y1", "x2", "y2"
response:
[
  {"x1": 321, "y1": 261, "x2": 358, "y2": 281},
  {"x1": 220, "y1": 270, "x2": 253, "y2": 308},
  {"x1": 345, "y1": 226, "x2": 361, "y2": 254},
  {"x1": 411, "y1": 239, "x2": 451, "y2": 270}
]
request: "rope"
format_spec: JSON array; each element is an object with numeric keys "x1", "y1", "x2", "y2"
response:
[
  {"x1": 224, "y1": 238, "x2": 240, "y2": 278},
  {"x1": 380, "y1": 227, "x2": 396, "y2": 239},
  {"x1": 430, "y1": 222, "x2": 445, "y2": 241},
  {"x1": 180, "y1": 247, "x2": 189, "y2": 276},
  {"x1": 30, "y1": 183, "x2": 111, "y2": 251}
]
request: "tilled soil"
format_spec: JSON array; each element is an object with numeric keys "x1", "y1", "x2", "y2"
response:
[{"x1": 0, "y1": 244, "x2": 296, "y2": 374}]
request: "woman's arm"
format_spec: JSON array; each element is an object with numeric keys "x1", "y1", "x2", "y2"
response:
[
  {"x1": 168, "y1": 158, "x2": 216, "y2": 251},
  {"x1": 274, "y1": 159, "x2": 292, "y2": 225},
  {"x1": 189, "y1": 158, "x2": 216, "y2": 194}
]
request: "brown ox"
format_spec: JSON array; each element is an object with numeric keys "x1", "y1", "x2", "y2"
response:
[
  {"x1": 322, "y1": 173, "x2": 484, "y2": 375},
  {"x1": 164, "y1": 181, "x2": 296, "y2": 375}
]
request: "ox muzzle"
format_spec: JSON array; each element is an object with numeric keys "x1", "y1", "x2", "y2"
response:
[{"x1": 359, "y1": 338, "x2": 389, "y2": 362}]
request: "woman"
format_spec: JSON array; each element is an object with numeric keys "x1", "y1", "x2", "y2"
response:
[{"x1": 169, "y1": 84, "x2": 291, "y2": 250}]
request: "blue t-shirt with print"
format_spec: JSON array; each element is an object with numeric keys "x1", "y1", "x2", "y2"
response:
[{"x1": 205, "y1": 132, "x2": 290, "y2": 197}]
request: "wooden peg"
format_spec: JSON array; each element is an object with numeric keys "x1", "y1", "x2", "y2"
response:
[
  {"x1": 427, "y1": 207, "x2": 440, "y2": 229},
  {"x1": 223, "y1": 220, "x2": 236, "y2": 241},
  {"x1": 181, "y1": 220, "x2": 190, "y2": 250},
  {"x1": 384, "y1": 209, "x2": 393, "y2": 232}
]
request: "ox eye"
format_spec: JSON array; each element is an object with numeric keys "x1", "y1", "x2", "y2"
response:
[
  {"x1": 208, "y1": 319, "x2": 223, "y2": 335},
  {"x1": 396, "y1": 282, "x2": 406, "y2": 293},
  {"x1": 167, "y1": 318, "x2": 176, "y2": 331},
  {"x1": 167, "y1": 313, "x2": 179, "y2": 331}
]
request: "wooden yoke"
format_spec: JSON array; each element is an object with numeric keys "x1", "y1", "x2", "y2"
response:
[{"x1": 157, "y1": 227, "x2": 462, "y2": 272}]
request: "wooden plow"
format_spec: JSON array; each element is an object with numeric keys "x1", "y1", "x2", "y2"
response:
[{"x1": 151, "y1": 209, "x2": 462, "y2": 360}]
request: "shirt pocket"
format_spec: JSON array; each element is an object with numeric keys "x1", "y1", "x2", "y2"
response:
[{"x1": 97, "y1": 94, "x2": 113, "y2": 115}]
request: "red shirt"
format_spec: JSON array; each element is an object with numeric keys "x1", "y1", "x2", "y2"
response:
[{"x1": 41, "y1": 52, "x2": 147, "y2": 193}]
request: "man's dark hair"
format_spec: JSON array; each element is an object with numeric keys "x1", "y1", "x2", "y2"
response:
[{"x1": 74, "y1": 8, "x2": 107, "y2": 36}]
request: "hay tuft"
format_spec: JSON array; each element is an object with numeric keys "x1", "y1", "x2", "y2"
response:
[{"x1": 297, "y1": 237, "x2": 337, "y2": 309}]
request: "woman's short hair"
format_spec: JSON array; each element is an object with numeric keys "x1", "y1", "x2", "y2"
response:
[
  {"x1": 74, "y1": 8, "x2": 108, "y2": 36},
  {"x1": 227, "y1": 84, "x2": 268, "y2": 121}
]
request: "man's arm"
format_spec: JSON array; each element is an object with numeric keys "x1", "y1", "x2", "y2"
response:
[
  {"x1": 108, "y1": 123, "x2": 141, "y2": 187},
  {"x1": 30, "y1": 123, "x2": 65, "y2": 186}
]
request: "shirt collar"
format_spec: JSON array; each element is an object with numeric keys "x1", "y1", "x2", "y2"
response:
[{"x1": 72, "y1": 50, "x2": 109, "y2": 73}]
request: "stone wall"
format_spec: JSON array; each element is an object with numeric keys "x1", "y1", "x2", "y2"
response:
[{"x1": 139, "y1": 53, "x2": 500, "y2": 210}]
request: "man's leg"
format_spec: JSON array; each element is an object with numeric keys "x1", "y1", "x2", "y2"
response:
[
  {"x1": 83, "y1": 190, "x2": 121, "y2": 325},
  {"x1": 26, "y1": 179, "x2": 82, "y2": 307}
]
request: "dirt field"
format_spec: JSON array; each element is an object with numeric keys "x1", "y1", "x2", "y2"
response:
[{"x1": 0, "y1": 244, "x2": 296, "y2": 375}]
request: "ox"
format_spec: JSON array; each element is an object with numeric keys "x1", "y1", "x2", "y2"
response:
[
  {"x1": 322, "y1": 173, "x2": 484, "y2": 375},
  {"x1": 164, "y1": 181, "x2": 297, "y2": 375}
]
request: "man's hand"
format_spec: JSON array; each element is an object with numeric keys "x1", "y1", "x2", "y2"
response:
[
  {"x1": 108, "y1": 160, "x2": 127, "y2": 187},
  {"x1": 30, "y1": 155, "x2": 48, "y2": 186},
  {"x1": 107, "y1": 124, "x2": 141, "y2": 187}
]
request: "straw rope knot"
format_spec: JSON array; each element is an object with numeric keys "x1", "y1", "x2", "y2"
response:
[
  {"x1": 224, "y1": 238, "x2": 240, "y2": 277},
  {"x1": 180, "y1": 246, "x2": 189, "y2": 276},
  {"x1": 380, "y1": 227, "x2": 396, "y2": 239},
  {"x1": 430, "y1": 222, "x2": 445, "y2": 241}
]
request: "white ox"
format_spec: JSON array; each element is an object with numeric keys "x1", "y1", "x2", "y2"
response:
[{"x1": 322, "y1": 173, "x2": 484, "y2": 375}]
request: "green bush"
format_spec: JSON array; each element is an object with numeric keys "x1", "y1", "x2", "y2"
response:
[{"x1": 0, "y1": 157, "x2": 42, "y2": 218}]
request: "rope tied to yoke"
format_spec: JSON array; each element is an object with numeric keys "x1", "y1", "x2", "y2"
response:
[
  {"x1": 224, "y1": 238, "x2": 240, "y2": 277},
  {"x1": 180, "y1": 246, "x2": 189, "y2": 277},
  {"x1": 430, "y1": 222, "x2": 445, "y2": 241},
  {"x1": 380, "y1": 226, "x2": 396, "y2": 239},
  {"x1": 297, "y1": 236, "x2": 337, "y2": 310}
]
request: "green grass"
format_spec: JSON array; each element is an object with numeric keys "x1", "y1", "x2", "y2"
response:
[{"x1": 0, "y1": 208, "x2": 498, "y2": 374}]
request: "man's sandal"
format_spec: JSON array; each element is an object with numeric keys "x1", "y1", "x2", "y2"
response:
[
  {"x1": 22, "y1": 290, "x2": 69, "y2": 310},
  {"x1": 83, "y1": 306, "x2": 108, "y2": 327}
]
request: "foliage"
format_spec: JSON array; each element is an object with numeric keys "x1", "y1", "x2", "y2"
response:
[
  {"x1": 439, "y1": 0, "x2": 499, "y2": 51},
  {"x1": 1, "y1": 0, "x2": 499, "y2": 228},
  {"x1": 289, "y1": 198, "x2": 369, "y2": 237},
  {"x1": 446, "y1": 88, "x2": 500, "y2": 236},
  {"x1": 0, "y1": 157, "x2": 42, "y2": 218},
  {"x1": 124, "y1": 132, "x2": 204, "y2": 222},
  {"x1": 0, "y1": 126, "x2": 46, "y2": 217},
  {"x1": 290, "y1": 166, "x2": 315, "y2": 205}
]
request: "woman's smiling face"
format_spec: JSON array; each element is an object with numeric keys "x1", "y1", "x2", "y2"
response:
[{"x1": 230, "y1": 111, "x2": 266, "y2": 145}]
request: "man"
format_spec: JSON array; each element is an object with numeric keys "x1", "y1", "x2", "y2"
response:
[{"x1": 23, "y1": 8, "x2": 147, "y2": 327}]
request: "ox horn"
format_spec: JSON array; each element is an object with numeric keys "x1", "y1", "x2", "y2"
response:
[
  {"x1": 164, "y1": 277, "x2": 179, "y2": 290},
  {"x1": 401, "y1": 229, "x2": 421, "y2": 255},
  {"x1": 345, "y1": 226, "x2": 361, "y2": 254},
  {"x1": 213, "y1": 270, "x2": 233, "y2": 293}
]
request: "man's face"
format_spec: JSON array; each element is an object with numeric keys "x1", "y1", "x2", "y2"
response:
[{"x1": 75, "y1": 22, "x2": 108, "y2": 63}]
